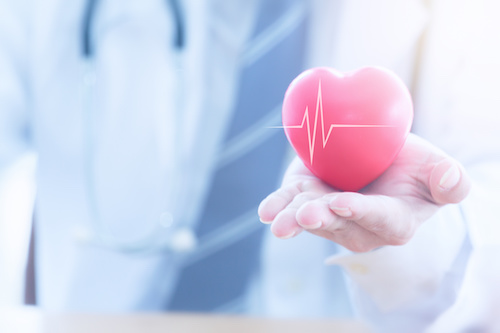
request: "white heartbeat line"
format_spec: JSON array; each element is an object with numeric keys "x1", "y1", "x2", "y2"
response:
[{"x1": 272, "y1": 80, "x2": 395, "y2": 165}]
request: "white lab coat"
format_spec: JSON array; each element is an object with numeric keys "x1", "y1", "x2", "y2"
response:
[{"x1": 0, "y1": 0, "x2": 499, "y2": 331}]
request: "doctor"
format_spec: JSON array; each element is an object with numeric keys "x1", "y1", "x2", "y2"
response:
[{"x1": 0, "y1": 0, "x2": 499, "y2": 332}]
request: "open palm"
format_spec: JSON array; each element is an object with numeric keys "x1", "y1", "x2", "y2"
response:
[{"x1": 258, "y1": 133, "x2": 471, "y2": 252}]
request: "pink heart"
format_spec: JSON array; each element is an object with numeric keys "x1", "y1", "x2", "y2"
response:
[{"x1": 282, "y1": 67, "x2": 413, "y2": 191}]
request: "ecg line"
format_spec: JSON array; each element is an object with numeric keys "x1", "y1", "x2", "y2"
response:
[{"x1": 273, "y1": 80, "x2": 395, "y2": 165}]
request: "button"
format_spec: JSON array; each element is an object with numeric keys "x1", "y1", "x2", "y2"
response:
[
  {"x1": 348, "y1": 263, "x2": 369, "y2": 275},
  {"x1": 169, "y1": 228, "x2": 197, "y2": 253}
]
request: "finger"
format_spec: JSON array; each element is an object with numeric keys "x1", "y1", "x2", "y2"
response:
[
  {"x1": 428, "y1": 158, "x2": 472, "y2": 205},
  {"x1": 270, "y1": 191, "x2": 323, "y2": 239},
  {"x1": 295, "y1": 195, "x2": 346, "y2": 230},
  {"x1": 406, "y1": 134, "x2": 471, "y2": 205},
  {"x1": 258, "y1": 182, "x2": 302, "y2": 223},
  {"x1": 328, "y1": 192, "x2": 418, "y2": 246},
  {"x1": 296, "y1": 196, "x2": 387, "y2": 252},
  {"x1": 258, "y1": 177, "x2": 332, "y2": 223}
]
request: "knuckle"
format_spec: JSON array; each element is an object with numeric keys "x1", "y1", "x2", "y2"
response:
[
  {"x1": 274, "y1": 180, "x2": 313, "y2": 202},
  {"x1": 273, "y1": 187, "x2": 297, "y2": 204},
  {"x1": 291, "y1": 189, "x2": 324, "y2": 208},
  {"x1": 298, "y1": 177, "x2": 332, "y2": 194},
  {"x1": 297, "y1": 178, "x2": 318, "y2": 192},
  {"x1": 289, "y1": 192, "x2": 315, "y2": 210},
  {"x1": 325, "y1": 218, "x2": 350, "y2": 233},
  {"x1": 293, "y1": 192, "x2": 313, "y2": 202},
  {"x1": 329, "y1": 219, "x2": 350, "y2": 233}
]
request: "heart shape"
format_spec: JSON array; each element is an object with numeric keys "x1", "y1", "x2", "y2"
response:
[{"x1": 282, "y1": 67, "x2": 413, "y2": 191}]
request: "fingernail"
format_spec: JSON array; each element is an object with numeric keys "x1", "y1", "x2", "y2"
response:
[
  {"x1": 279, "y1": 230, "x2": 298, "y2": 239},
  {"x1": 259, "y1": 217, "x2": 272, "y2": 224},
  {"x1": 302, "y1": 221, "x2": 322, "y2": 230},
  {"x1": 439, "y1": 164, "x2": 460, "y2": 190},
  {"x1": 330, "y1": 207, "x2": 352, "y2": 218}
]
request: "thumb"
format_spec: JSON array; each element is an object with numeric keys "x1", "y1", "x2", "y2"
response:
[{"x1": 429, "y1": 158, "x2": 471, "y2": 204}]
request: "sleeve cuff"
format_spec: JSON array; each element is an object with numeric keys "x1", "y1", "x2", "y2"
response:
[{"x1": 325, "y1": 203, "x2": 467, "y2": 312}]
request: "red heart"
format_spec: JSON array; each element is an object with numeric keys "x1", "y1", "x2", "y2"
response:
[{"x1": 282, "y1": 67, "x2": 413, "y2": 192}]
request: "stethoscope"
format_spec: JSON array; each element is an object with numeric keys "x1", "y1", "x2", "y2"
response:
[{"x1": 78, "y1": 0, "x2": 197, "y2": 254}]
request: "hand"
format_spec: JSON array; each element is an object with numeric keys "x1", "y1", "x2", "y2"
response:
[{"x1": 258, "y1": 133, "x2": 471, "y2": 252}]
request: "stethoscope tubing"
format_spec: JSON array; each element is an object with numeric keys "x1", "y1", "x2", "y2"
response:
[
  {"x1": 81, "y1": 0, "x2": 185, "y2": 57},
  {"x1": 78, "y1": 0, "x2": 195, "y2": 254}
]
